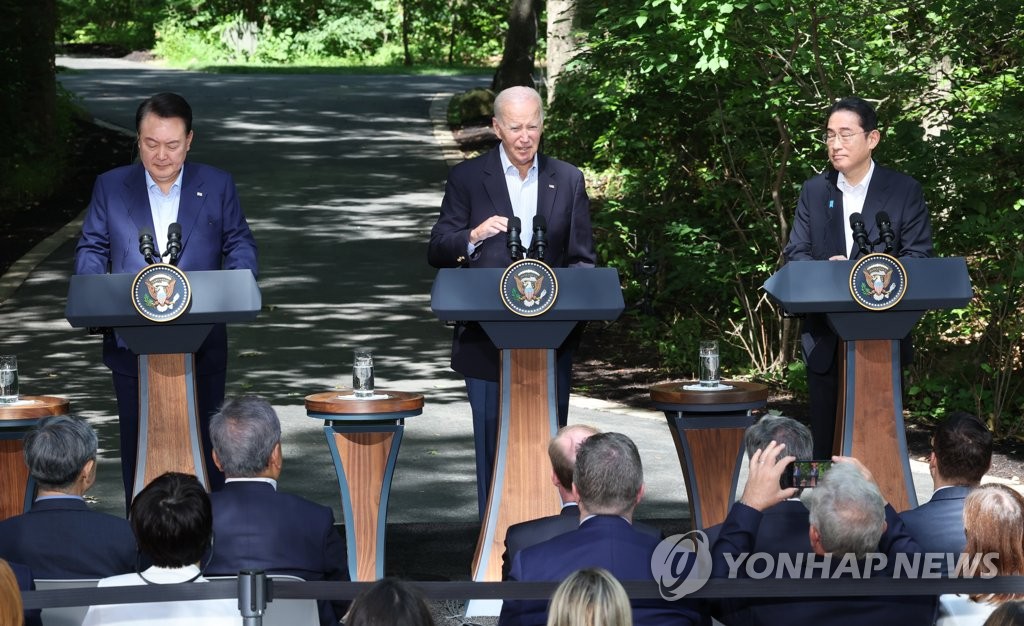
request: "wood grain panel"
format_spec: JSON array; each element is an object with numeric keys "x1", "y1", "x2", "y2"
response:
[
  {"x1": 306, "y1": 391, "x2": 423, "y2": 415},
  {"x1": 335, "y1": 431, "x2": 393, "y2": 581},
  {"x1": 684, "y1": 428, "x2": 746, "y2": 527},
  {"x1": 141, "y1": 354, "x2": 199, "y2": 487},
  {"x1": 0, "y1": 441, "x2": 30, "y2": 520}
]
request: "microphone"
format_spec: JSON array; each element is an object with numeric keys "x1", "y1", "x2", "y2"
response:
[
  {"x1": 531, "y1": 215, "x2": 547, "y2": 261},
  {"x1": 139, "y1": 228, "x2": 156, "y2": 264},
  {"x1": 849, "y1": 212, "x2": 871, "y2": 258},
  {"x1": 507, "y1": 216, "x2": 524, "y2": 261},
  {"x1": 165, "y1": 222, "x2": 182, "y2": 265},
  {"x1": 875, "y1": 211, "x2": 895, "y2": 254}
]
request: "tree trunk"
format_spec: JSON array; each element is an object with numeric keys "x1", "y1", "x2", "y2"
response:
[
  {"x1": 545, "y1": 0, "x2": 576, "y2": 104},
  {"x1": 4, "y1": 0, "x2": 56, "y2": 162},
  {"x1": 491, "y1": 0, "x2": 540, "y2": 92},
  {"x1": 401, "y1": 0, "x2": 413, "y2": 66}
]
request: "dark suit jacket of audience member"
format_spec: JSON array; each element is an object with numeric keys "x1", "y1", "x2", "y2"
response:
[
  {"x1": 899, "y1": 486, "x2": 970, "y2": 565},
  {"x1": 711, "y1": 502, "x2": 937, "y2": 625},
  {"x1": 500, "y1": 515, "x2": 703, "y2": 626},
  {"x1": 206, "y1": 481, "x2": 349, "y2": 626},
  {"x1": 0, "y1": 498, "x2": 136, "y2": 578},
  {"x1": 501, "y1": 504, "x2": 664, "y2": 579},
  {"x1": 10, "y1": 560, "x2": 43, "y2": 626}
]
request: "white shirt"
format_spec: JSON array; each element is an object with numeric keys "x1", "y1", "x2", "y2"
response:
[
  {"x1": 839, "y1": 159, "x2": 875, "y2": 258},
  {"x1": 145, "y1": 166, "x2": 184, "y2": 259},
  {"x1": 498, "y1": 144, "x2": 539, "y2": 250},
  {"x1": 224, "y1": 476, "x2": 278, "y2": 489},
  {"x1": 82, "y1": 565, "x2": 238, "y2": 626}
]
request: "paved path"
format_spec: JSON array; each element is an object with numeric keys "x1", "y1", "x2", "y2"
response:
[{"x1": 1, "y1": 58, "x2": 949, "y2": 528}]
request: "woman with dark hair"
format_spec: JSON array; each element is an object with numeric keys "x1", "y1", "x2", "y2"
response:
[
  {"x1": 344, "y1": 578, "x2": 434, "y2": 626},
  {"x1": 82, "y1": 472, "x2": 237, "y2": 625}
]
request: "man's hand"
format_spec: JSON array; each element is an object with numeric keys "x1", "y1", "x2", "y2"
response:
[
  {"x1": 738, "y1": 441, "x2": 798, "y2": 512},
  {"x1": 469, "y1": 215, "x2": 509, "y2": 246},
  {"x1": 828, "y1": 255, "x2": 847, "y2": 261}
]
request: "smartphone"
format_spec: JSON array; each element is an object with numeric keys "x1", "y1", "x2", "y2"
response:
[{"x1": 780, "y1": 460, "x2": 834, "y2": 489}]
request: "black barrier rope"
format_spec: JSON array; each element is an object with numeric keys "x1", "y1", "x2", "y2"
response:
[{"x1": 21, "y1": 575, "x2": 1024, "y2": 611}]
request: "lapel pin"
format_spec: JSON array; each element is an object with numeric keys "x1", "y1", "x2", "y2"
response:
[
  {"x1": 197, "y1": 191, "x2": 204, "y2": 197},
  {"x1": 548, "y1": 184, "x2": 555, "y2": 189}
]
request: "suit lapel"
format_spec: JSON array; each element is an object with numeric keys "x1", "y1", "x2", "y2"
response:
[
  {"x1": 177, "y1": 163, "x2": 207, "y2": 253},
  {"x1": 860, "y1": 164, "x2": 890, "y2": 239},
  {"x1": 483, "y1": 147, "x2": 514, "y2": 218},
  {"x1": 124, "y1": 163, "x2": 157, "y2": 251},
  {"x1": 823, "y1": 170, "x2": 847, "y2": 257},
  {"x1": 536, "y1": 155, "x2": 556, "y2": 224}
]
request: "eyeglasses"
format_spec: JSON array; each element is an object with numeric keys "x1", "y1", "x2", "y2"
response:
[{"x1": 820, "y1": 130, "x2": 868, "y2": 145}]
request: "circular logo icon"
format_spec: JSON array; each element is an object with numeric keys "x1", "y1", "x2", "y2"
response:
[
  {"x1": 651, "y1": 530, "x2": 713, "y2": 600},
  {"x1": 849, "y1": 253, "x2": 907, "y2": 311},
  {"x1": 499, "y1": 259, "x2": 558, "y2": 317},
  {"x1": 131, "y1": 263, "x2": 192, "y2": 322}
]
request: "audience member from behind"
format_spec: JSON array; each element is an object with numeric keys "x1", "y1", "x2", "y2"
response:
[
  {"x1": 343, "y1": 578, "x2": 434, "y2": 626},
  {"x1": 711, "y1": 442, "x2": 935, "y2": 625},
  {"x1": 546, "y1": 567, "x2": 632, "y2": 626},
  {"x1": 936, "y1": 484, "x2": 1024, "y2": 625},
  {"x1": 0, "y1": 415, "x2": 136, "y2": 578},
  {"x1": 983, "y1": 601, "x2": 1024, "y2": 626},
  {"x1": 901, "y1": 411, "x2": 992, "y2": 558},
  {"x1": 500, "y1": 432, "x2": 703, "y2": 626},
  {"x1": 205, "y1": 395, "x2": 348, "y2": 625},
  {"x1": 82, "y1": 472, "x2": 237, "y2": 625}
]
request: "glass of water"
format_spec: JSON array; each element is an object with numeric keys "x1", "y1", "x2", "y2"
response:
[
  {"x1": 698, "y1": 340, "x2": 720, "y2": 388},
  {"x1": 352, "y1": 349, "x2": 374, "y2": 398},
  {"x1": 0, "y1": 355, "x2": 19, "y2": 404}
]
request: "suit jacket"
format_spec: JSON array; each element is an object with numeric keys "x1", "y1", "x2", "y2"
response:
[
  {"x1": 10, "y1": 560, "x2": 43, "y2": 626},
  {"x1": 206, "y1": 481, "x2": 349, "y2": 625},
  {"x1": 711, "y1": 502, "x2": 936, "y2": 626},
  {"x1": 499, "y1": 515, "x2": 703, "y2": 626},
  {"x1": 74, "y1": 161, "x2": 258, "y2": 376},
  {"x1": 427, "y1": 146, "x2": 596, "y2": 380},
  {"x1": 782, "y1": 164, "x2": 933, "y2": 373},
  {"x1": 0, "y1": 498, "x2": 137, "y2": 579},
  {"x1": 900, "y1": 486, "x2": 970, "y2": 563},
  {"x1": 501, "y1": 504, "x2": 664, "y2": 579}
]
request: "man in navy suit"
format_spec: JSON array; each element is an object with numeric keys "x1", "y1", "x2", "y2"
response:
[
  {"x1": 204, "y1": 395, "x2": 349, "y2": 626},
  {"x1": 499, "y1": 432, "x2": 704, "y2": 626},
  {"x1": 783, "y1": 96, "x2": 933, "y2": 457},
  {"x1": 0, "y1": 416, "x2": 136, "y2": 578},
  {"x1": 901, "y1": 412, "x2": 991, "y2": 563},
  {"x1": 74, "y1": 92, "x2": 258, "y2": 504},
  {"x1": 428, "y1": 86, "x2": 596, "y2": 518}
]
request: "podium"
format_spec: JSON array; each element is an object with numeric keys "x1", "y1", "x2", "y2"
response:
[
  {"x1": 431, "y1": 266, "x2": 623, "y2": 582},
  {"x1": 65, "y1": 269, "x2": 260, "y2": 496},
  {"x1": 764, "y1": 257, "x2": 971, "y2": 509}
]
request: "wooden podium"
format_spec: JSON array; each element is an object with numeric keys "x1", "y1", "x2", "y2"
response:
[
  {"x1": 65, "y1": 269, "x2": 260, "y2": 497},
  {"x1": 431, "y1": 267, "x2": 624, "y2": 582},
  {"x1": 764, "y1": 257, "x2": 971, "y2": 509}
]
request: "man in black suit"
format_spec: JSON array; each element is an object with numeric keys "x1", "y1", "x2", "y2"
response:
[
  {"x1": 205, "y1": 395, "x2": 349, "y2": 626},
  {"x1": 0, "y1": 416, "x2": 136, "y2": 578},
  {"x1": 901, "y1": 411, "x2": 992, "y2": 562},
  {"x1": 428, "y1": 85, "x2": 596, "y2": 518},
  {"x1": 783, "y1": 96, "x2": 934, "y2": 457}
]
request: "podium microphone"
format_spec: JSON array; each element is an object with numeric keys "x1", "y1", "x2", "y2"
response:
[
  {"x1": 138, "y1": 228, "x2": 156, "y2": 264},
  {"x1": 165, "y1": 222, "x2": 182, "y2": 265},
  {"x1": 531, "y1": 215, "x2": 547, "y2": 261},
  {"x1": 875, "y1": 211, "x2": 895, "y2": 254},
  {"x1": 849, "y1": 212, "x2": 871, "y2": 258},
  {"x1": 507, "y1": 216, "x2": 524, "y2": 261}
]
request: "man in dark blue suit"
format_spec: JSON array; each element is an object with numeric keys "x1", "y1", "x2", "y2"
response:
[
  {"x1": 428, "y1": 86, "x2": 596, "y2": 519},
  {"x1": 0, "y1": 416, "x2": 136, "y2": 578},
  {"x1": 204, "y1": 396, "x2": 349, "y2": 626},
  {"x1": 74, "y1": 92, "x2": 259, "y2": 505},
  {"x1": 901, "y1": 412, "x2": 991, "y2": 563},
  {"x1": 499, "y1": 432, "x2": 704, "y2": 626},
  {"x1": 783, "y1": 96, "x2": 933, "y2": 457}
]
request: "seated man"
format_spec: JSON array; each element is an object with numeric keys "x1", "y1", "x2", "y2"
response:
[
  {"x1": 499, "y1": 432, "x2": 704, "y2": 626},
  {"x1": 0, "y1": 415, "x2": 136, "y2": 578},
  {"x1": 901, "y1": 411, "x2": 991, "y2": 559},
  {"x1": 205, "y1": 395, "x2": 349, "y2": 626},
  {"x1": 712, "y1": 442, "x2": 936, "y2": 625},
  {"x1": 82, "y1": 472, "x2": 238, "y2": 625}
]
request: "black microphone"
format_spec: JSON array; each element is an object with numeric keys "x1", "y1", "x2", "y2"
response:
[
  {"x1": 165, "y1": 222, "x2": 182, "y2": 265},
  {"x1": 875, "y1": 211, "x2": 895, "y2": 254},
  {"x1": 507, "y1": 216, "x2": 524, "y2": 261},
  {"x1": 849, "y1": 212, "x2": 871, "y2": 258},
  {"x1": 139, "y1": 228, "x2": 156, "y2": 264},
  {"x1": 531, "y1": 215, "x2": 547, "y2": 261}
]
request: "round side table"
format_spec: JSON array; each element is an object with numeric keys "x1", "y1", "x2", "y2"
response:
[
  {"x1": 305, "y1": 390, "x2": 423, "y2": 581},
  {"x1": 650, "y1": 381, "x2": 768, "y2": 529},
  {"x1": 0, "y1": 396, "x2": 71, "y2": 520}
]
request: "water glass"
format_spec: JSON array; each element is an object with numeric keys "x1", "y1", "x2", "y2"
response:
[
  {"x1": 698, "y1": 340, "x2": 720, "y2": 388},
  {"x1": 352, "y1": 349, "x2": 374, "y2": 398},
  {"x1": 0, "y1": 355, "x2": 18, "y2": 403}
]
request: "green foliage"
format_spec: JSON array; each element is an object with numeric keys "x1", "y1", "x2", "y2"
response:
[{"x1": 57, "y1": 0, "x2": 162, "y2": 49}]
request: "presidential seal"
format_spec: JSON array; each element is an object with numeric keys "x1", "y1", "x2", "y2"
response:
[
  {"x1": 849, "y1": 253, "x2": 907, "y2": 311},
  {"x1": 500, "y1": 259, "x2": 558, "y2": 317},
  {"x1": 131, "y1": 263, "x2": 192, "y2": 322}
]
